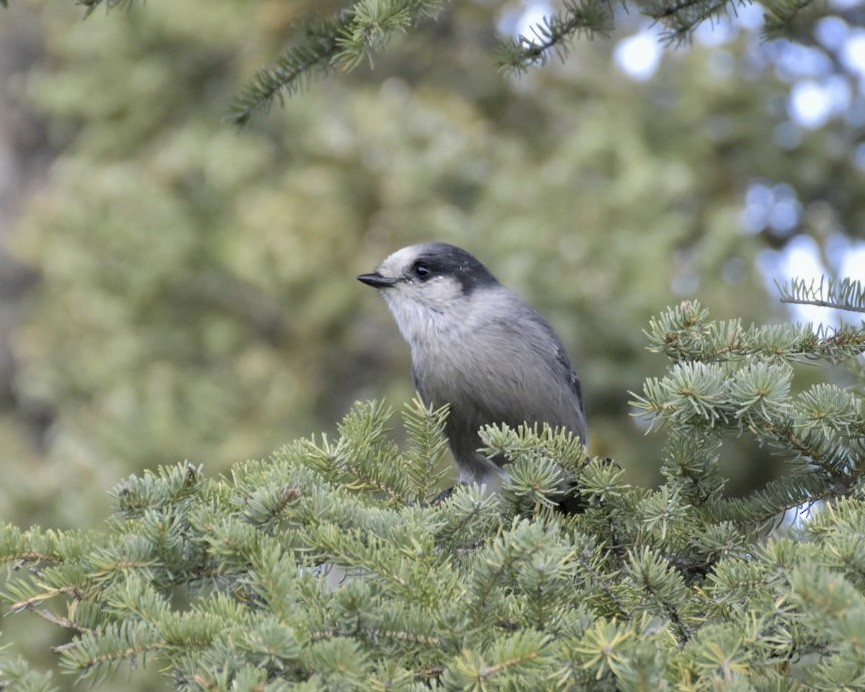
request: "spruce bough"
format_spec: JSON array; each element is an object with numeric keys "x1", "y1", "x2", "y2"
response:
[{"x1": 2, "y1": 301, "x2": 865, "y2": 689}]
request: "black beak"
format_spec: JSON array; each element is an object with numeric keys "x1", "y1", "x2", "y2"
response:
[{"x1": 357, "y1": 272, "x2": 398, "y2": 288}]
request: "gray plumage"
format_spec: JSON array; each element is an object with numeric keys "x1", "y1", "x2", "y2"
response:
[{"x1": 358, "y1": 242, "x2": 587, "y2": 489}]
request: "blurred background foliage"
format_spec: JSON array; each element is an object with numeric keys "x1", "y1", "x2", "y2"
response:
[{"x1": 0, "y1": 0, "x2": 863, "y2": 687}]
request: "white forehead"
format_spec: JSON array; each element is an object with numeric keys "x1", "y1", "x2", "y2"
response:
[{"x1": 376, "y1": 244, "x2": 429, "y2": 276}]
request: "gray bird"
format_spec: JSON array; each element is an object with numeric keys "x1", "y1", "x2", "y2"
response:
[{"x1": 357, "y1": 242, "x2": 588, "y2": 493}]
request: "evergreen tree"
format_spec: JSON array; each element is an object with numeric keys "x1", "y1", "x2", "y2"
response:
[{"x1": 1, "y1": 300, "x2": 864, "y2": 689}]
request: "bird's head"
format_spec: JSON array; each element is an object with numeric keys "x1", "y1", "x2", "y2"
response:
[{"x1": 357, "y1": 242, "x2": 500, "y2": 344}]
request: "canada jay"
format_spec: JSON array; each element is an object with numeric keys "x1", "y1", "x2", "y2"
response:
[{"x1": 357, "y1": 242, "x2": 588, "y2": 492}]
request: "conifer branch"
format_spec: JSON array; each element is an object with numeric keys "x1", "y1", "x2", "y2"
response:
[
  {"x1": 776, "y1": 276, "x2": 865, "y2": 314},
  {"x1": 643, "y1": 300, "x2": 865, "y2": 364},
  {"x1": 401, "y1": 398, "x2": 452, "y2": 504},
  {"x1": 227, "y1": 15, "x2": 349, "y2": 127},
  {"x1": 635, "y1": 301, "x2": 865, "y2": 532},
  {"x1": 496, "y1": 0, "x2": 615, "y2": 74},
  {"x1": 762, "y1": 0, "x2": 817, "y2": 39},
  {"x1": 58, "y1": 620, "x2": 167, "y2": 684},
  {"x1": 660, "y1": 431, "x2": 726, "y2": 506},
  {"x1": 0, "y1": 647, "x2": 56, "y2": 690},
  {"x1": 227, "y1": 0, "x2": 448, "y2": 126},
  {"x1": 645, "y1": 0, "x2": 726, "y2": 44},
  {"x1": 703, "y1": 472, "x2": 833, "y2": 527}
]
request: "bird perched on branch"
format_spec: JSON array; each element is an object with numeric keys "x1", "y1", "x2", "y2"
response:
[{"x1": 358, "y1": 242, "x2": 588, "y2": 497}]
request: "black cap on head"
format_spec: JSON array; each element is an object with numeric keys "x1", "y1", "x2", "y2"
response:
[{"x1": 409, "y1": 243, "x2": 499, "y2": 295}]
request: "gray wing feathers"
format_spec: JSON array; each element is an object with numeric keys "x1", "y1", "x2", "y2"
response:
[{"x1": 411, "y1": 295, "x2": 587, "y2": 479}]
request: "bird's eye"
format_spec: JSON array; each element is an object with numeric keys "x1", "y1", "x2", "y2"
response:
[{"x1": 411, "y1": 261, "x2": 432, "y2": 280}]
